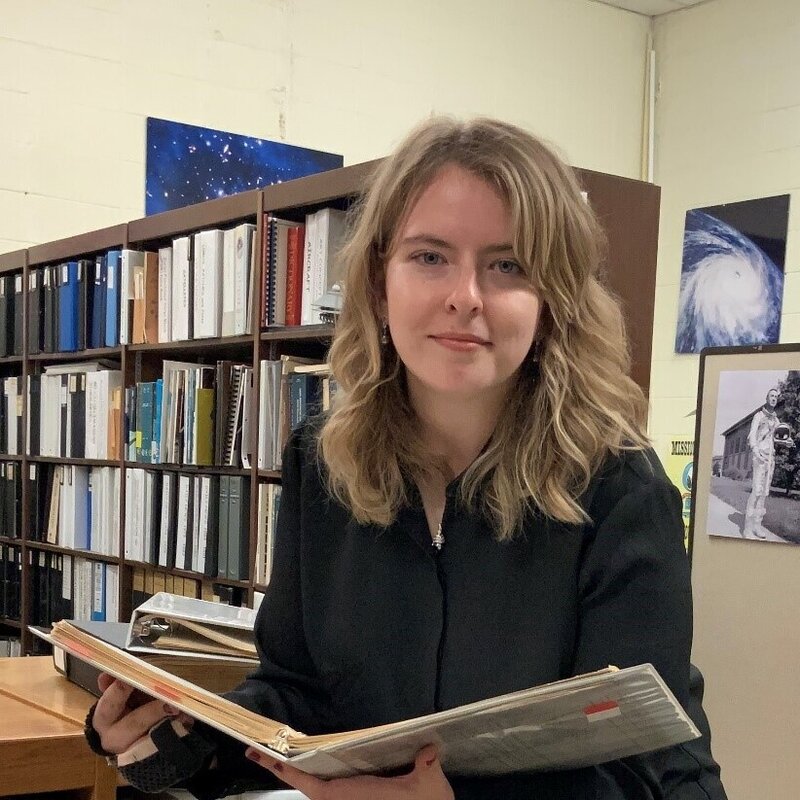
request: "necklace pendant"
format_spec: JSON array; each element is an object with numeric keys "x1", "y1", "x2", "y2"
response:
[{"x1": 432, "y1": 522, "x2": 445, "y2": 551}]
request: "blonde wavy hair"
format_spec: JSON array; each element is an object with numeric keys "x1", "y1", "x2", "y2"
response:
[{"x1": 318, "y1": 116, "x2": 649, "y2": 539}]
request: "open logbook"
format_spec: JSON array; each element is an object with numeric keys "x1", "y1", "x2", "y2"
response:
[{"x1": 48, "y1": 619, "x2": 699, "y2": 779}]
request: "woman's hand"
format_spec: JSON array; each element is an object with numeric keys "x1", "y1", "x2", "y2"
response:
[
  {"x1": 244, "y1": 744, "x2": 454, "y2": 800},
  {"x1": 92, "y1": 672, "x2": 194, "y2": 754}
]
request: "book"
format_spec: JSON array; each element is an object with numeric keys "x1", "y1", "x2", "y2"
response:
[
  {"x1": 13, "y1": 273, "x2": 23, "y2": 356},
  {"x1": 171, "y1": 235, "x2": 193, "y2": 341},
  {"x1": 132, "y1": 251, "x2": 159, "y2": 344},
  {"x1": 27, "y1": 268, "x2": 42, "y2": 355},
  {"x1": 105, "y1": 249, "x2": 121, "y2": 347},
  {"x1": 127, "y1": 593, "x2": 257, "y2": 659},
  {"x1": 233, "y1": 222, "x2": 256, "y2": 335},
  {"x1": 30, "y1": 620, "x2": 258, "y2": 696},
  {"x1": 285, "y1": 225, "x2": 305, "y2": 326},
  {"x1": 120, "y1": 249, "x2": 145, "y2": 345},
  {"x1": 57, "y1": 262, "x2": 79, "y2": 352},
  {"x1": 77, "y1": 258, "x2": 92, "y2": 351},
  {"x1": 91, "y1": 255, "x2": 107, "y2": 349},
  {"x1": 157, "y1": 246, "x2": 172, "y2": 344},
  {"x1": 47, "y1": 618, "x2": 700, "y2": 780},
  {"x1": 0, "y1": 276, "x2": 11, "y2": 357},
  {"x1": 193, "y1": 229, "x2": 224, "y2": 338}
]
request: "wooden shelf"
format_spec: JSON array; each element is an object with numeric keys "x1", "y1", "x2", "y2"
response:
[
  {"x1": 0, "y1": 617, "x2": 22, "y2": 629},
  {"x1": 262, "y1": 159, "x2": 381, "y2": 216},
  {"x1": 27, "y1": 224, "x2": 127, "y2": 267},
  {"x1": 125, "y1": 559, "x2": 249, "y2": 588},
  {"x1": 28, "y1": 456, "x2": 121, "y2": 468},
  {"x1": 28, "y1": 347, "x2": 122, "y2": 363},
  {"x1": 127, "y1": 334, "x2": 254, "y2": 356},
  {"x1": 128, "y1": 190, "x2": 260, "y2": 244},
  {"x1": 0, "y1": 454, "x2": 23, "y2": 462},
  {"x1": 125, "y1": 462, "x2": 250, "y2": 476},
  {"x1": 0, "y1": 355, "x2": 23, "y2": 365},
  {"x1": 260, "y1": 324, "x2": 333, "y2": 342},
  {"x1": 0, "y1": 248, "x2": 26, "y2": 273},
  {"x1": 258, "y1": 469, "x2": 281, "y2": 480},
  {"x1": 25, "y1": 541, "x2": 120, "y2": 564},
  {"x1": 0, "y1": 536, "x2": 22, "y2": 546}
]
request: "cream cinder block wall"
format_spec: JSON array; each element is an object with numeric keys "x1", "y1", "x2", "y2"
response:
[
  {"x1": 0, "y1": 0, "x2": 649, "y2": 255},
  {"x1": 653, "y1": 1, "x2": 800, "y2": 797}
]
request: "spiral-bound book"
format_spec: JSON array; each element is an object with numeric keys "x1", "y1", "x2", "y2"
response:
[{"x1": 47, "y1": 619, "x2": 699, "y2": 780}]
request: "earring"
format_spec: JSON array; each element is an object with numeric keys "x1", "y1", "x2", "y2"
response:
[{"x1": 381, "y1": 321, "x2": 389, "y2": 345}]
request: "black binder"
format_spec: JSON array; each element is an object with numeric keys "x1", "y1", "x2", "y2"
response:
[
  {"x1": 28, "y1": 268, "x2": 43, "y2": 355},
  {"x1": 12, "y1": 274, "x2": 23, "y2": 357},
  {"x1": 227, "y1": 476, "x2": 251, "y2": 580},
  {"x1": 163, "y1": 472, "x2": 177, "y2": 570},
  {"x1": 0, "y1": 464, "x2": 7, "y2": 539},
  {"x1": 27, "y1": 373, "x2": 40, "y2": 457},
  {"x1": 43, "y1": 266, "x2": 57, "y2": 353},
  {"x1": 69, "y1": 373, "x2": 86, "y2": 459},
  {"x1": 148, "y1": 471, "x2": 163, "y2": 565},
  {"x1": 59, "y1": 375, "x2": 69, "y2": 458},
  {"x1": 203, "y1": 475, "x2": 220, "y2": 578},
  {"x1": 0, "y1": 276, "x2": 8, "y2": 357},
  {"x1": 77, "y1": 258, "x2": 93, "y2": 352},
  {"x1": 91, "y1": 255, "x2": 107, "y2": 350},
  {"x1": 27, "y1": 463, "x2": 48, "y2": 543}
]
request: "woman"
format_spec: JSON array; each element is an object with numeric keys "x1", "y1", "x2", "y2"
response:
[{"x1": 87, "y1": 117, "x2": 727, "y2": 799}]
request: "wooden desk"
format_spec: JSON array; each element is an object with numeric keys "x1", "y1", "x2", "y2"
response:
[{"x1": 0, "y1": 656, "x2": 117, "y2": 799}]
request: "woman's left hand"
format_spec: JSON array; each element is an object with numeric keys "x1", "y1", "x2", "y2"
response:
[{"x1": 245, "y1": 743, "x2": 454, "y2": 800}]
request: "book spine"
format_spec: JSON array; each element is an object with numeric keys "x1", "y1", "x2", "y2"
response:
[
  {"x1": 13, "y1": 274, "x2": 23, "y2": 356},
  {"x1": 143, "y1": 251, "x2": 159, "y2": 344},
  {"x1": 77, "y1": 259, "x2": 91, "y2": 351},
  {"x1": 158, "y1": 247, "x2": 172, "y2": 344},
  {"x1": 152, "y1": 378, "x2": 163, "y2": 464},
  {"x1": 234, "y1": 223, "x2": 255, "y2": 335},
  {"x1": 217, "y1": 475, "x2": 229, "y2": 578},
  {"x1": 27, "y1": 269, "x2": 41, "y2": 355},
  {"x1": 301, "y1": 212, "x2": 317, "y2": 325},
  {"x1": 222, "y1": 228, "x2": 236, "y2": 337},
  {"x1": 105, "y1": 250, "x2": 121, "y2": 347},
  {"x1": 92, "y1": 255, "x2": 106, "y2": 350},
  {"x1": 285, "y1": 225, "x2": 305, "y2": 326}
]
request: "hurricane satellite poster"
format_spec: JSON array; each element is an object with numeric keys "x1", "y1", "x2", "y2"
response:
[
  {"x1": 674, "y1": 195, "x2": 790, "y2": 354},
  {"x1": 145, "y1": 118, "x2": 343, "y2": 216}
]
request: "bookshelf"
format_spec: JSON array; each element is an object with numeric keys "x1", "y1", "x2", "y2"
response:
[{"x1": 0, "y1": 160, "x2": 660, "y2": 655}]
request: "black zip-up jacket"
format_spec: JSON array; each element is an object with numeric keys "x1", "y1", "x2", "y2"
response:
[{"x1": 185, "y1": 421, "x2": 727, "y2": 799}]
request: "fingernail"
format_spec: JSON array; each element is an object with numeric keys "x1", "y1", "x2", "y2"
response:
[
  {"x1": 425, "y1": 756, "x2": 437, "y2": 767},
  {"x1": 163, "y1": 704, "x2": 179, "y2": 716},
  {"x1": 245, "y1": 748, "x2": 260, "y2": 762}
]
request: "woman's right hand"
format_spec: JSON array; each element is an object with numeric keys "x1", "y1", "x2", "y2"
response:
[{"x1": 92, "y1": 672, "x2": 194, "y2": 755}]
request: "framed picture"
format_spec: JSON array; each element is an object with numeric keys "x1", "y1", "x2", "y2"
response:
[
  {"x1": 674, "y1": 194, "x2": 790, "y2": 354},
  {"x1": 690, "y1": 344, "x2": 800, "y2": 551}
]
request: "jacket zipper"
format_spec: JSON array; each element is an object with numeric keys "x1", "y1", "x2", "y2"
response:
[{"x1": 433, "y1": 511, "x2": 447, "y2": 712}]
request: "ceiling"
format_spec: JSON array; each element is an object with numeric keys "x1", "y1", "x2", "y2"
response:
[{"x1": 591, "y1": 0, "x2": 711, "y2": 16}]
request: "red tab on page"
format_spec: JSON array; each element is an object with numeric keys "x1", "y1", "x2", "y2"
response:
[{"x1": 583, "y1": 700, "x2": 621, "y2": 722}]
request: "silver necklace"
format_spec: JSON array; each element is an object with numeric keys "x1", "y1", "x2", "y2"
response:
[{"x1": 432, "y1": 520, "x2": 445, "y2": 551}]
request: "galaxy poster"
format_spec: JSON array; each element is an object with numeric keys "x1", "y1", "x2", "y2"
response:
[
  {"x1": 691, "y1": 346, "x2": 800, "y2": 548},
  {"x1": 674, "y1": 195, "x2": 790, "y2": 354},
  {"x1": 145, "y1": 117, "x2": 343, "y2": 216}
]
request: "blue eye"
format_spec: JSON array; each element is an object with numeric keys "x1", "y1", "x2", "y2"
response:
[
  {"x1": 413, "y1": 251, "x2": 445, "y2": 266},
  {"x1": 494, "y1": 259, "x2": 522, "y2": 275}
]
